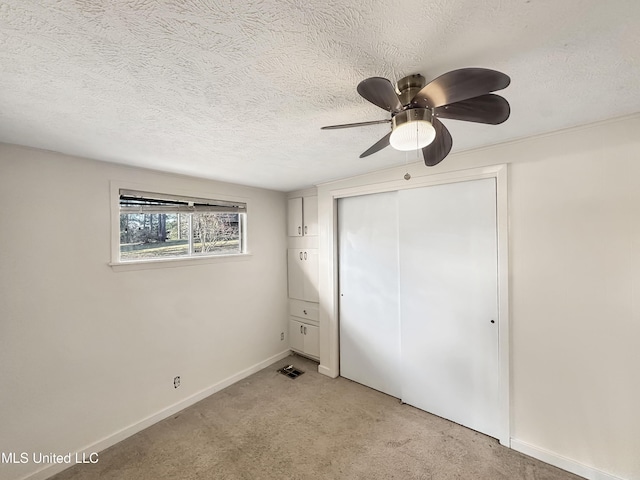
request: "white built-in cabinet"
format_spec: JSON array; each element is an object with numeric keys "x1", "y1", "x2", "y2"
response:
[
  {"x1": 287, "y1": 196, "x2": 318, "y2": 237},
  {"x1": 287, "y1": 193, "x2": 319, "y2": 361},
  {"x1": 288, "y1": 299, "x2": 320, "y2": 360},
  {"x1": 287, "y1": 249, "x2": 319, "y2": 302}
]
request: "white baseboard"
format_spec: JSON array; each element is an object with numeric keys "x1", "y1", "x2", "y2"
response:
[
  {"x1": 511, "y1": 439, "x2": 624, "y2": 480},
  {"x1": 22, "y1": 350, "x2": 292, "y2": 480},
  {"x1": 318, "y1": 364, "x2": 338, "y2": 378}
]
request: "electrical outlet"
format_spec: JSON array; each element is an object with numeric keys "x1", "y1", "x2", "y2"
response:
[
  {"x1": 173, "y1": 376, "x2": 180, "y2": 388},
  {"x1": 281, "y1": 332, "x2": 285, "y2": 341}
]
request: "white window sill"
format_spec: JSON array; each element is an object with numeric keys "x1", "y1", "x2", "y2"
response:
[{"x1": 109, "y1": 253, "x2": 252, "y2": 272}]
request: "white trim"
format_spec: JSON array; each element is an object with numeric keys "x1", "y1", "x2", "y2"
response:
[
  {"x1": 511, "y1": 439, "x2": 625, "y2": 480},
  {"x1": 287, "y1": 187, "x2": 318, "y2": 199},
  {"x1": 110, "y1": 253, "x2": 252, "y2": 272},
  {"x1": 495, "y1": 165, "x2": 510, "y2": 446},
  {"x1": 327, "y1": 164, "x2": 501, "y2": 198},
  {"x1": 317, "y1": 364, "x2": 337, "y2": 378},
  {"x1": 317, "y1": 164, "x2": 510, "y2": 446},
  {"x1": 20, "y1": 350, "x2": 292, "y2": 480}
]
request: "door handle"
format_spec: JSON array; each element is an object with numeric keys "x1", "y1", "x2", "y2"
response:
[
  {"x1": 299, "y1": 252, "x2": 303, "y2": 260},
  {"x1": 303, "y1": 326, "x2": 307, "y2": 335},
  {"x1": 298, "y1": 226, "x2": 301, "y2": 235},
  {"x1": 304, "y1": 226, "x2": 308, "y2": 234},
  {"x1": 300, "y1": 325, "x2": 303, "y2": 334},
  {"x1": 304, "y1": 251, "x2": 307, "y2": 260},
  {"x1": 303, "y1": 310, "x2": 307, "y2": 315}
]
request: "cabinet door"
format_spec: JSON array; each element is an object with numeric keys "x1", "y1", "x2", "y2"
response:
[
  {"x1": 303, "y1": 323, "x2": 319, "y2": 358},
  {"x1": 302, "y1": 196, "x2": 318, "y2": 236},
  {"x1": 302, "y1": 249, "x2": 319, "y2": 302},
  {"x1": 287, "y1": 197, "x2": 303, "y2": 237},
  {"x1": 287, "y1": 249, "x2": 305, "y2": 300},
  {"x1": 289, "y1": 249, "x2": 319, "y2": 302},
  {"x1": 289, "y1": 319, "x2": 305, "y2": 352}
]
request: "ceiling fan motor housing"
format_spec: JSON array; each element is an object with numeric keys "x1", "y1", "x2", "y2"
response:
[{"x1": 396, "y1": 74, "x2": 427, "y2": 106}]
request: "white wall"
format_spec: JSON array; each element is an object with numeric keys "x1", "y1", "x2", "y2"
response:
[
  {"x1": 0, "y1": 144, "x2": 289, "y2": 480},
  {"x1": 508, "y1": 121, "x2": 640, "y2": 480},
  {"x1": 316, "y1": 114, "x2": 640, "y2": 480}
]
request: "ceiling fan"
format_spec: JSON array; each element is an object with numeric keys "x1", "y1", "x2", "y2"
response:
[{"x1": 321, "y1": 68, "x2": 511, "y2": 166}]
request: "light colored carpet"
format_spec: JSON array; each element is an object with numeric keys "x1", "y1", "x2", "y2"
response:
[{"x1": 51, "y1": 354, "x2": 583, "y2": 480}]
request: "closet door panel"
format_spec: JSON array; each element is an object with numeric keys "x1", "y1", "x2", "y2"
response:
[
  {"x1": 338, "y1": 192, "x2": 401, "y2": 398},
  {"x1": 398, "y1": 178, "x2": 499, "y2": 438}
]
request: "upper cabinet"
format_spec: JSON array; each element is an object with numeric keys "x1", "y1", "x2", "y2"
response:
[
  {"x1": 302, "y1": 196, "x2": 318, "y2": 236},
  {"x1": 287, "y1": 197, "x2": 303, "y2": 236},
  {"x1": 288, "y1": 196, "x2": 318, "y2": 237}
]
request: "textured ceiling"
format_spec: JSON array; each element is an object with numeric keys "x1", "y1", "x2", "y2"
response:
[{"x1": 1, "y1": 0, "x2": 639, "y2": 191}]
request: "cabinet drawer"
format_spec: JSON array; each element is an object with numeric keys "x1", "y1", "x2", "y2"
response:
[{"x1": 289, "y1": 299, "x2": 319, "y2": 321}]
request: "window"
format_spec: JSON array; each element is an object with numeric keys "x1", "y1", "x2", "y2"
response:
[{"x1": 118, "y1": 189, "x2": 246, "y2": 261}]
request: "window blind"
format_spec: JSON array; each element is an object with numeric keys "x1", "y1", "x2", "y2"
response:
[{"x1": 119, "y1": 189, "x2": 247, "y2": 214}]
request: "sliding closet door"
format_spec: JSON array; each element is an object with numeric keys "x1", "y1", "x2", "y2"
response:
[
  {"x1": 398, "y1": 178, "x2": 499, "y2": 438},
  {"x1": 338, "y1": 192, "x2": 401, "y2": 398}
]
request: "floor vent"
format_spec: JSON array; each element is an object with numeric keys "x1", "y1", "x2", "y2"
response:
[{"x1": 278, "y1": 365, "x2": 305, "y2": 379}]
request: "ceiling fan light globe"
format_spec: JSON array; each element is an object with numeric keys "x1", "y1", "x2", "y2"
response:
[
  {"x1": 390, "y1": 121, "x2": 436, "y2": 151},
  {"x1": 389, "y1": 109, "x2": 436, "y2": 151}
]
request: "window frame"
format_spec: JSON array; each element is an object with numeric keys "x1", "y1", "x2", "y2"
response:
[{"x1": 110, "y1": 181, "x2": 250, "y2": 271}]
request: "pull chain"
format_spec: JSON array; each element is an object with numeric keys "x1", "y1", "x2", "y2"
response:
[
  {"x1": 404, "y1": 120, "x2": 419, "y2": 181},
  {"x1": 404, "y1": 149, "x2": 411, "y2": 181}
]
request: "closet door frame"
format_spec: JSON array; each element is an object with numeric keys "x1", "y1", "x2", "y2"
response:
[{"x1": 316, "y1": 164, "x2": 511, "y2": 447}]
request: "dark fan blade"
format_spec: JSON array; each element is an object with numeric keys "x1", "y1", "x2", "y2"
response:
[
  {"x1": 357, "y1": 77, "x2": 403, "y2": 113},
  {"x1": 435, "y1": 94, "x2": 510, "y2": 124},
  {"x1": 412, "y1": 68, "x2": 510, "y2": 109},
  {"x1": 360, "y1": 132, "x2": 391, "y2": 158},
  {"x1": 321, "y1": 119, "x2": 391, "y2": 130},
  {"x1": 422, "y1": 118, "x2": 453, "y2": 167}
]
